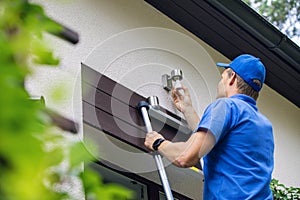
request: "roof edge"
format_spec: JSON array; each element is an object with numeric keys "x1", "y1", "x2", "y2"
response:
[{"x1": 205, "y1": 0, "x2": 300, "y2": 73}]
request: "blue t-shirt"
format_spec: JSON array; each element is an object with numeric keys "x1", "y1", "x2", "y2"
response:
[{"x1": 196, "y1": 94, "x2": 274, "y2": 200}]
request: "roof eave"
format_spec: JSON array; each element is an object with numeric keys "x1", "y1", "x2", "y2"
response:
[{"x1": 145, "y1": 0, "x2": 300, "y2": 108}]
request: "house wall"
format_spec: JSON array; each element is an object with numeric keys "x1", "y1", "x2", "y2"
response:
[{"x1": 28, "y1": 0, "x2": 300, "y2": 195}]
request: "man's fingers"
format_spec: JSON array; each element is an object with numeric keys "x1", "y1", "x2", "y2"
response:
[
  {"x1": 181, "y1": 85, "x2": 189, "y2": 96},
  {"x1": 171, "y1": 88, "x2": 178, "y2": 99},
  {"x1": 144, "y1": 131, "x2": 164, "y2": 151}
]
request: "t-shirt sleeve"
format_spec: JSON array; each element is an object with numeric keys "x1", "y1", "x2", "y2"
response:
[{"x1": 195, "y1": 99, "x2": 232, "y2": 143}]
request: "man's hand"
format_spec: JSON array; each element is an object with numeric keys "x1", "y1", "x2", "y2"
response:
[
  {"x1": 171, "y1": 85, "x2": 193, "y2": 114},
  {"x1": 144, "y1": 131, "x2": 164, "y2": 151},
  {"x1": 172, "y1": 85, "x2": 200, "y2": 131}
]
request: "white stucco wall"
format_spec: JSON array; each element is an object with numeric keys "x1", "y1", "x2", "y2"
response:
[{"x1": 27, "y1": 0, "x2": 300, "y2": 197}]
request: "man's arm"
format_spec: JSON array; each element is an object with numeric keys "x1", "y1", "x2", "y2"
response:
[
  {"x1": 144, "y1": 85, "x2": 214, "y2": 168},
  {"x1": 144, "y1": 129, "x2": 215, "y2": 168}
]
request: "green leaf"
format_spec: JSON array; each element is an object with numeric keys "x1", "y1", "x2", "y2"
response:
[
  {"x1": 44, "y1": 147, "x2": 64, "y2": 167},
  {"x1": 31, "y1": 38, "x2": 60, "y2": 65},
  {"x1": 69, "y1": 141, "x2": 99, "y2": 167}
]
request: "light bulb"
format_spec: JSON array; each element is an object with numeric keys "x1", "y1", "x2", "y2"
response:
[{"x1": 174, "y1": 80, "x2": 184, "y2": 96}]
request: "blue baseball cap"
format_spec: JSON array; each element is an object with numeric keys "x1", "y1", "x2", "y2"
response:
[{"x1": 216, "y1": 54, "x2": 266, "y2": 91}]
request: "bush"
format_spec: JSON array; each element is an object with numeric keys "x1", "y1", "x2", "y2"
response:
[
  {"x1": 271, "y1": 179, "x2": 300, "y2": 200},
  {"x1": 0, "y1": 1, "x2": 133, "y2": 199}
]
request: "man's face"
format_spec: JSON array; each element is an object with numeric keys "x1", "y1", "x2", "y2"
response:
[{"x1": 216, "y1": 68, "x2": 230, "y2": 99}]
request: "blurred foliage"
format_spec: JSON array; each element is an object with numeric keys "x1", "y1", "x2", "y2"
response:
[
  {"x1": 0, "y1": 0, "x2": 133, "y2": 199},
  {"x1": 271, "y1": 179, "x2": 300, "y2": 200},
  {"x1": 243, "y1": 0, "x2": 300, "y2": 44}
]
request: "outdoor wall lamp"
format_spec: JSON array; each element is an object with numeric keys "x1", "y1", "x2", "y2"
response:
[{"x1": 162, "y1": 69, "x2": 184, "y2": 93}]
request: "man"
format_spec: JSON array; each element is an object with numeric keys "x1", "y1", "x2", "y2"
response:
[{"x1": 144, "y1": 54, "x2": 274, "y2": 199}]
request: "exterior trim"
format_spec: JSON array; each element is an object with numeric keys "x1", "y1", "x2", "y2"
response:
[{"x1": 82, "y1": 64, "x2": 190, "y2": 152}]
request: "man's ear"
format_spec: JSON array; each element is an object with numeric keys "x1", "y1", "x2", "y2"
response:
[{"x1": 229, "y1": 71, "x2": 236, "y2": 85}]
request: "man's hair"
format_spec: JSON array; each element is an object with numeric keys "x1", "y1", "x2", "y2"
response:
[{"x1": 227, "y1": 69, "x2": 261, "y2": 100}]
